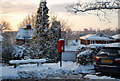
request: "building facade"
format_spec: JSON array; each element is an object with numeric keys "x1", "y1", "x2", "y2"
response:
[
  {"x1": 80, "y1": 33, "x2": 115, "y2": 45},
  {"x1": 112, "y1": 34, "x2": 120, "y2": 42},
  {"x1": 16, "y1": 25, "x2": 34, "y2": 46}
]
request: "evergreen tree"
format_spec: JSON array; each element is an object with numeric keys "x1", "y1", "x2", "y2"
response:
[
  {"x1": 33, "y1": 0, "x2": 49, "y2": 58},
  {"x1": 33, "y1": 0, "x2": 62, "y2": 62},
  {"x1": 47, "y1": 21, "x2": 61, "y2": 62}
]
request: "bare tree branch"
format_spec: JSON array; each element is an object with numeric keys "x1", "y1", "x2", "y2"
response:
[
  {"x1": 66, "y1": 0, "x2": 119, "y2": 22},
  {"x1": 67, "y1": 0, "x2": 120, "y2": 13},
  {"x1": 18, "y1": 13, "x2": 37, "y2": 28},
  {"x1": 0, "y1": 20, "x2": 11, "y2": 34}
]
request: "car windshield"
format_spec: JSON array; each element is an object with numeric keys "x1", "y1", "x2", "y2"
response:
[{"x1": 99, "y1": 48, "x2": 120, "y2": 55}]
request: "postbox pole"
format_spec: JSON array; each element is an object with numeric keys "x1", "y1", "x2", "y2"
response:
[{"x1": 60, "y1": 52, "x2": 62, "y2": 67}]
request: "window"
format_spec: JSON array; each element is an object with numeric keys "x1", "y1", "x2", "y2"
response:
[
  {"x1": 90, "y1": 40, "x2": 96, "y2": 44},
  {"x1": 104, "y1": 41, "x2": 109, "y2": 44},
  {"x1": 99, "y1": 48, "x2": 120, "y2": 55}
]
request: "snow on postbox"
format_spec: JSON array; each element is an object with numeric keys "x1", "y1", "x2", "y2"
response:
[{"x1": 58, "y1": 39, "x2": 65, "y2": 52}]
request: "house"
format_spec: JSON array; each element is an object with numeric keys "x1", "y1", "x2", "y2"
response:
[
  {"x1": 16, "y1": 24, "x2": 34, "y2": 46},
  {"x1": 80, "y1": 33, "x2": 115, "y2": 45},
  {"x1": 112, "y1": 34, "x2": 120, "y2": 43}
]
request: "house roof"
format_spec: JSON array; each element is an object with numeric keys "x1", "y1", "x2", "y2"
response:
[
  {"x1": 112, "y1": 34, "x2": 120, "y2": 39},
  {"x1": 16, "y1": 28, "x2": 34, "y2": 40},
  {"x1": 80, "y1": 33, "x2": 114, "y2": 41}
]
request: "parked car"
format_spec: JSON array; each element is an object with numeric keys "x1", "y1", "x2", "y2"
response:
[{"x1": 94, "y1": 43, "x2": 120, "y2": 75}]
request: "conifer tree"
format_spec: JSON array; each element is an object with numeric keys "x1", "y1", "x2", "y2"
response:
[
  {"x1": 33, "y1": 0, "x2": 49, "y2": 58},
  {"x1": 47, "y1": 21, "x2": 61, "y2": 62},
  {"x1": 33, "y1": 0, "x2": 62, "y2": 61}
]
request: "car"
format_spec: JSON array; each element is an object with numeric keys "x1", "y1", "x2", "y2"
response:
[{"x1": 94, "y1": 43, "x2": 120, "y2": 75}]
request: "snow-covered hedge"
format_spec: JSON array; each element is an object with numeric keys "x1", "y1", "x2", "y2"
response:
[
  {"x1": 76, "y1": 44, "x2": 106, "y2": 65},
  {"x1": 12, "y1": 45, "x2": 38, "y2": 60}
]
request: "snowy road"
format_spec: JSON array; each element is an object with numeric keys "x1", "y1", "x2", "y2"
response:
[
  {"x1": 1, "y1": 79, "x2": 120, "y2": 81},
  {"x1": 0, "y1": 62, "x2": 119, "y2": 80}
]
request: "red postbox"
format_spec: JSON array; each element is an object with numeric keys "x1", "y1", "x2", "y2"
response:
[{"x1": 58, "y1": 39, "x2": 65, "y2": 52}]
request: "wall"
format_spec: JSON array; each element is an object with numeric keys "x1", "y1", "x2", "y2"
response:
[
  {"x1": 80, "y1": 39, "x2": 118, "y2": 45},
  {"x1": 62, "y1": 51, "x2": 76, "y2": 62}
]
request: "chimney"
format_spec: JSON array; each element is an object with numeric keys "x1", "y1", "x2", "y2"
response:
[
  {"x1": 26, "y1": 24, "x2": 32, "y2": 29},
  {"x1": 41, "y1": 0, "x2": 46, "y2": 2}
]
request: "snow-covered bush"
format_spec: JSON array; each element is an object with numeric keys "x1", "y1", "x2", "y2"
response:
[
  {"x1": 12, "y1": 45, "x2": 25, "y2": 59},
  {"x1": 12, "y1": 45, "x2": 38, "y2": 60},
  {"x1": 76, "y1": 45, "x2": 86, "y2": 53},
  {"x1": 76, "y1": 44, "x2": 105, "y2": 65},
  {"x1": 76, "y1": 50, "x2": 95, "y2": 65}
]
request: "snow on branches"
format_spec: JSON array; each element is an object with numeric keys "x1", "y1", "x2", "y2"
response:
[
  {"x1": 66, "y1": 0, "x2": 120, "y2": 21},
  {"x1": 12, "y1": 45, "x2": 38, "y2": 60},
  {"x1": 33, "y1": 0, "x2": 61, "y2": 62},
  {"x1": 67, "y1": 0, "x2": 120, "y2": 13},
  {"x1": 33, "y1": 0, "x2": 50, "y2": 58}
]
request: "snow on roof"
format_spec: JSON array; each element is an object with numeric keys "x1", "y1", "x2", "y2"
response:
[
  {"x1": 16, "y1": 28, "x2": 34, "y2": 40},
  {"x1": 41, "y1": 0, "x2": 46, "y2": 2},
  {"x1": 112, "y1": 34, "x2": 120, "y2": 39},
  {"x1": 0, "y1": 35, "x2": 3, "y2": 41},
  {"x1": 105, "y1": 43, "x2": 120, "y2": 47},
  {"x1": 80, "y1": 33, "x2": 114, "y2": 41},
  {"x1": 87, "y1": 44, "x2": 106, "y2": 48},
  {"x1": 59, "y1": 39, "x2": 64, "y2": 40}
]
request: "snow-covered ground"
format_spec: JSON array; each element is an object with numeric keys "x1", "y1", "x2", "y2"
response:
[{"x1": 0, "y1": 62, "x2": 117, "y2": 80}]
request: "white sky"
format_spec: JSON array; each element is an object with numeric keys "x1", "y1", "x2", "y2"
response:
[{"x1": 0, "y1": 0, "x2": 118, "y2": 31}]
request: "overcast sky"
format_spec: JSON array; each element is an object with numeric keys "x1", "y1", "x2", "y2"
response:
[{"x1": 0, "y1": 0, "x2": 118, "y2": 31}]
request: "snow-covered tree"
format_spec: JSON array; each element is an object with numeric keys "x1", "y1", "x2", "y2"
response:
[
  {"x1": 33, "y1": 0, "x2": 49, "y2": 58},
  {"x1": 36, "y1": 0, "x2": 49, "y2": 35},
  {"x1": 50, "y1": 15, "x2": 73, "y2": 45},
  {"x1": 47, "y1": 21, "x2": 61, "y2": 62}
]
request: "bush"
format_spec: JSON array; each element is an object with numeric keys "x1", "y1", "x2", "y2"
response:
[
  {"x1": 76, "y1": 44, "x2": 105, "y2": 65},
  {"x1": 12, "y1": 45, "x2": 39, "y2": 60},
  {"x1": 2, "y1": 46, "x2": 13, "y2": 64}
]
